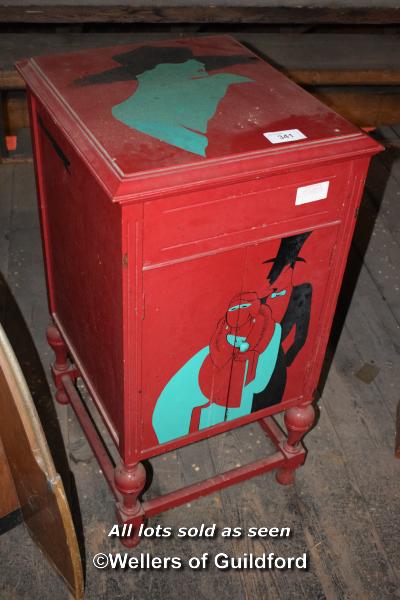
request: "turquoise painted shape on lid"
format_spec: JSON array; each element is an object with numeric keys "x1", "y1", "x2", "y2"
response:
[{"x1": 112, "y1": 60, "x2": 252, "y2": 156}]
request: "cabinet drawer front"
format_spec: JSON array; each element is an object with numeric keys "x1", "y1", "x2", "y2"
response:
[{"x1": 143, "y1": 162, "x2": 351, "y2": 267}]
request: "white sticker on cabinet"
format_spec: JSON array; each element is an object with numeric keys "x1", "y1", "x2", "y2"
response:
[
  {"x1": 263, "y1": 129, "x2": 307, "y2": 144},
  {"x1": 295, "y1": 181, "x2": 330, "y2": 206}
]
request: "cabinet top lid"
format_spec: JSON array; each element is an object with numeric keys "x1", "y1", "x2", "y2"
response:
[{"x1": 18, "y1": 35, "x2": 382, "y2": 200}]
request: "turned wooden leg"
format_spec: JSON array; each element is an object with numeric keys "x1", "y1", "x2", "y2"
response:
[
  {"x1": 46, "y1": 324, "x2": 70, "y2": 405},
  {"x1": 114, "y1": 462, "x2": 146, "y2": 547},
  {"x1": 276, "y1": 403, "x2": 315, "y2": 486}
]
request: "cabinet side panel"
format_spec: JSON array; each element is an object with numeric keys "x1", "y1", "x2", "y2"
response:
[
  {"x1": 32, "y1": 100, "x2": 124, "y2": 442},
  {"x1": 302, "y1": 155, "x2": 372, "y2": 401}
]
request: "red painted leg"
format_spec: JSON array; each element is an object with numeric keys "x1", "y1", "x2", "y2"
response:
[
  {"x1": 114, "y1": 462, "x2": 146, "y2": 548},
  {"x1": 276, "y1": 403, "x2": 315, "y2": 486},
  {"x1": 47, "y1": 325, "x2": 69, "y2": 371},
  {"x1": 46, "y1": 324, "x2": 72, "y2": 405}
]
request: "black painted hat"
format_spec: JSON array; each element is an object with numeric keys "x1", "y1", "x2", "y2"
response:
[
  {"x1": 263, "y1": 232, "x2": 311, "y2": 284},
  {"x1": 75, "y1": 45, "x2": 257, "y2": 86}
]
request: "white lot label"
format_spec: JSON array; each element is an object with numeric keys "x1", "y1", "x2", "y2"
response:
[
  {"x1": 295, "y1": 181, "x2": 330, "y2": 205},
  {"x1": 263, "y1": 129, "x2": 307, "y2": 144}
]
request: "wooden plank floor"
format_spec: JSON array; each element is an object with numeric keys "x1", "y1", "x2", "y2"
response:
[{"x1": 0, "y1": 133, "x2": 399, "y2": 599}]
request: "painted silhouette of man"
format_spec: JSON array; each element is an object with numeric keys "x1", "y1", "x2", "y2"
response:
[
  {"x1": 251, "y1": 232, "x2": 313, "y2": 412},
  {"x1": 76, "y1": 45, "x2": 254, "y2": 156}
]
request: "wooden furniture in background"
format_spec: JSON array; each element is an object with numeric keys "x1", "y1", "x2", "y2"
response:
[
  {"x1": 0, "y1": 437, "x2": 21, "y2": 533},
  {"x1": 1, "y1": 5, "x2": 400, "y2": 25},
  {"x1": 0, "y1": 323, "x2": 83, "y2": 600}
]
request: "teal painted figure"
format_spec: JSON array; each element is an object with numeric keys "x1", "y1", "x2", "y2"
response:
[
  {"x1": 76, "y1": 45, "x2": 255, "y2": 156},
  {"x1": 112, "y1": 60, "x2": 251, "y2": 156},
  {"x1": 152, "y1": 292, "x2": 283, "y2": 444},
  {"x1": 152, "y1": 322, "x2": 282, "y2": 444}
]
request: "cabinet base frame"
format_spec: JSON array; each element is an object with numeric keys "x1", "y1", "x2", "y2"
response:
[{"x1": 48, "y1": 325, "x2": 308, "y2": 548}]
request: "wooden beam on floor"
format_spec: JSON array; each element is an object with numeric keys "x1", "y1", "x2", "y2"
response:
[
  {"x1": 1, "y1": 6, "x2": 400, "y2": 25},
  {"x1": 4, "y1": 67, "x2": 400, "y2": 92},
  {"x1": 2, "y1": 32, "x2": 400, "y2": 90},
  {"x1": 311, "y1": 87, "x2": 400, "y2": 129},
  {"x1": 287, "y1": 69, "x2": 400, "y2": 86}
]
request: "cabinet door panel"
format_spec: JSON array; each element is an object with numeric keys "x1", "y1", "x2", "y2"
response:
[
  {"x1": 141, "y1": 247, "x2": 247, "y2": 449},
  {"x1": 140, "y1": 224, "x2": 338, "y2": 453}
]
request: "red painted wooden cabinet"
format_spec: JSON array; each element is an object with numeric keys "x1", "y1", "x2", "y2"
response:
[{"x1": 17, "y1": 35, "x2": 382, "y2": 545}]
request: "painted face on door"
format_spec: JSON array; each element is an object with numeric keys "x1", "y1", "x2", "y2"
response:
[{"x1": 226, "y1": 293, "x2": 260, "y2": 328}]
